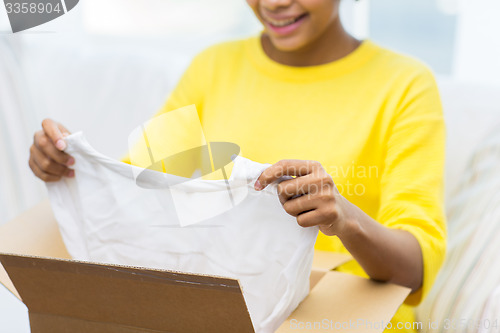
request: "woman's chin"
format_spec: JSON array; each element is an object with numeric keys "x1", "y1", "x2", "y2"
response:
[{"x1": 267, "y1": 35, "x2": 309, "y2": 53}]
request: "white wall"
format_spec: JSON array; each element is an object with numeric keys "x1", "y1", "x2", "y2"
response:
[{"x1": 0, "y1": 3, "x2": 9, "y2": 31}]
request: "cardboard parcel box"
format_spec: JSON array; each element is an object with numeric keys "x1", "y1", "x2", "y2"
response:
[{"x1": 0, "y1": 201, "x2": 410, "y2": 333}]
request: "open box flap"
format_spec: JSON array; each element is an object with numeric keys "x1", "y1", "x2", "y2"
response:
[
  {"x1": 309, "y1": 250, "x2": 353, "y2": 290},
  {"x1": 312, "y1": 250, "x2": 352, "y2": 271},
  {"x1": 0, "y1": 200, "x2": 69, "y2": 299},
  {"x1": 0, "y1": 253, "x2": 254, "y2": 333},
  {"x1": 277, "y1": 271, "x2": 411, "y2": 332}
]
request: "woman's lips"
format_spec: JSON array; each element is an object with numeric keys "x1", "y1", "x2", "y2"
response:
[{"x1": 262, "y1": 13, "x2": 308, "y2": 36}]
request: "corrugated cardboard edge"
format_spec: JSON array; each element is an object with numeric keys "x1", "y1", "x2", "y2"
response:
[{"x1": 0, "y1": 253, "x2": 255, "y2": 333}]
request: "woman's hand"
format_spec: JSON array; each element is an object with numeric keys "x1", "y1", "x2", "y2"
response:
[
  {"x1": 255, "y1": 159, "x2": 423, "y2": 292},
  {"x1": 254, "y1": 159, "x2": 352, "y2": 236},
  {"x1": 29, "y1": 119, "x2": 74, "y2": 182}
]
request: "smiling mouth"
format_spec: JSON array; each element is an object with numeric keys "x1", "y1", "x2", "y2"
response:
[{"x1": 263, "y1": 13, "x2": 308, "y2": 28}]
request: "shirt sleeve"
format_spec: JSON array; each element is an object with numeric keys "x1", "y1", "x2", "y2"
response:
[{"x1": 377, "y1": 67, "x2": 447, "y2": 306}]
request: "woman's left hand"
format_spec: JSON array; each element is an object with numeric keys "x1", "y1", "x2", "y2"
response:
[
  {"x1": 254, "y1": 159, "x2": 351, "y2": 236},
  {"x1": 255, "y1": 160, "x2": 424, "y2": 292}
]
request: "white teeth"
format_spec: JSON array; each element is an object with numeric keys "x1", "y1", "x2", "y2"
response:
[{"x1": 267, "y1": 16, "x2": 300, "y2": 27}]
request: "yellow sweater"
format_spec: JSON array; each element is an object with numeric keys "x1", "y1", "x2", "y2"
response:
[{"x1": 130, "y1": 36, "x2": 446, "y2": 332}]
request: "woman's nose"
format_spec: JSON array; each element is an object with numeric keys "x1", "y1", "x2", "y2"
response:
[{"x1": 260, "y1": 0, "x2": 294, "y2": 11}]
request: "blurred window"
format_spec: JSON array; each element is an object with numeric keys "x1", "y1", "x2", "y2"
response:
[{"x1": 369, "y1": 0, "x2": 457, "y2": 75}]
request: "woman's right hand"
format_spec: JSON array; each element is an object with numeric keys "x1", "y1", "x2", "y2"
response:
[{"x1": 29, "y1": 119, "x2": 75, "y2": 182}]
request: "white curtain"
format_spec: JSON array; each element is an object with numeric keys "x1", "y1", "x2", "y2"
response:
[
  {"x1": 453, "y1": 0, "x2": 500, "y2": 84},
  {"x1": 0, "y1": 37, "x2": 46, "y2": 225}
]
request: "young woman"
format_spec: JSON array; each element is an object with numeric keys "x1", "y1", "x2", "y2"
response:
[{"x1": 29, "y1": 0, "x2": 446, "y2": 331}]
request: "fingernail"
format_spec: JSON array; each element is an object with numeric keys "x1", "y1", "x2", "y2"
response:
[
  {"x1": 254, "y1": 180, "x2": 263, "y2": 191},
  {"x1": 56, "y1": 139, "x2": 66, "y2": 151},
  {"x1": 67, "y1": 170, "x2": 75, "y2": 178},
  {"x1": 66, "y1": 157, "x2": 75, "y2": 166}
]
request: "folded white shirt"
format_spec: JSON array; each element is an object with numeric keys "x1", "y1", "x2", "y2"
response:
[{"x1": 47, "y1": 132, "x2": 318, "y2": 333}]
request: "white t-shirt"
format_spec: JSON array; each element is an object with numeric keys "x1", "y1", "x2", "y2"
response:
[{"x1": 47, "y1": 132, "x2": 318, "y2": 333}]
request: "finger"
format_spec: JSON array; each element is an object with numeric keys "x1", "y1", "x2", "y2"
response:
[
  {"x1": 278, "y1": 174, "x2": 325, "y2": 203},
  {"x1": 283, "y1": 194, "x2": 318, "y2": 217},
  {"x1": 29, "y1": 157, "x2": 62, "y2": 182},
  {"x1": 31, "y1": 144, "x2": 70, "y2": 177},
  {"x1": 255, "y1": 160, "x2": 321, "y2": 190},
  {"x1": 296, "y1": 210, "x2": 324, "y2": 228},
  {"x1": 57, "y1": 123, "x2": 71, "y2": 137},
  {"x1": 41, "y1": 119, "x2": 67, "y2": 151},
  {"x1": 34, "y1": 132, "x2": 74, "y2": 166}
]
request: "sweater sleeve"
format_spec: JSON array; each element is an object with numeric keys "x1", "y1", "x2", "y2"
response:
[{"x1": 377, "y1": 68, "x2": 447, "y2": 306}]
